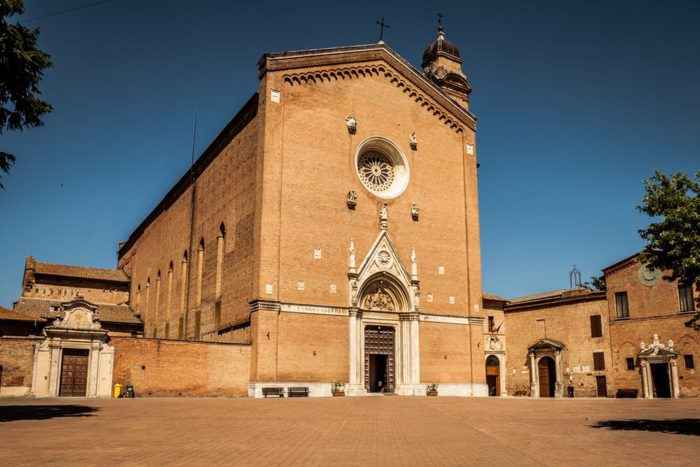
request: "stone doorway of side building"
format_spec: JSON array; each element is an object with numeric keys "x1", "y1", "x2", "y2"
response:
[
  {"x1": 486, "y1": 355, "x2": 500, "y2": 396},
  {"x1": 364, "y1": 325, "x2": 395, "y2": 394},
  {"x1": 59, "y1": 348, "x2": 89, "y2": 397},
  {"x1": 650, "y1": 363, "x2": 672, "y2": 398},
  {"x1": 538, "y1": 356, "x2": 556, "y2": 398}
]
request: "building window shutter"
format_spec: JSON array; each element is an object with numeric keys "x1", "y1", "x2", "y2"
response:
[
  {"x1": 590, "y1": 315, "x2": 602, "y2": 338},
  {"x1": 615, "y1": 292, "x2": 629, "y2": 318},
  {"x1": 593, "y1": 352, "x2": 605, "y2": 371},
  {"x1": 678, "y1": 284, "x2": 695, "y2": 312}
]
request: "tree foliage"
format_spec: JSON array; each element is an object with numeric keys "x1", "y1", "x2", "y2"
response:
[
  {"x1": 0, "y1": 0, "x2": 52, "y2": 189},
  {"x1": 585, "y1": 275, "x2": 606, "y2": 291},
  {"x1": 638, "y1": 170, "x2": 700, "y2": 330}
]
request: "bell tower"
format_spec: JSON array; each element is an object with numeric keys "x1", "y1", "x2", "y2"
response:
[{"x1": 421, "y1": 21, "x2": 472, "y2": 110}]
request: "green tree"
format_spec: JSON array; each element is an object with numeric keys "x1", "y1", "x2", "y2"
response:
[
  {"x1": 0, "y1": 0, "x2": 52, "y2": 189},
  {"x1": 585, "y1": 275, "x2": 606, "y2": 291},
  {"x1": 638, "y1": 170, "x2": 700, "y2": 330}
]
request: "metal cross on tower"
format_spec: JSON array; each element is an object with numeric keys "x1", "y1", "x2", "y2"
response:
[
  {"x1": 376, "y1": 17, "x2": 390, "y2": 42},
  {"x1": 437, "y1": 12, "x2": 443, "y2": 29}
]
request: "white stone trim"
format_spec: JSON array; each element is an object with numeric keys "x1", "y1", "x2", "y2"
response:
[
  {"x1": 423, "y1": 383, "x2": 488, "y2": 397},
  {"x1": 0, "y1": 386, "x2": 31, "y2": 397},
  {"x1": 419, "y1": 314, "x2": 482, "y2": 326},
  {"x1": 279, "y1": 303, "x2": 349, "y2": 317}
]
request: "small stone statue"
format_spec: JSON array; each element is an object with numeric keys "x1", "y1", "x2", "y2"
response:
[
  {"x1": 410, "y1": 132, "x2": 417, "y2": 150},
  {"x1": 349, "y1": 240, "x2": 356, "y2": 272},
  {"x1": 411, "y1": 247, "x2": 418, "y2": 281},
  {"x1": 347, "y1": 190, "x2": 357, "y2": 209},
  {"x1": 345, "y1": 116, "x2": 357, "y2": 134},
  {"x1": 380, "y1": 203, "x2": 388, "y2": 230},
  {"x1": 411, "y1": 203, "x2": 420, "y2": 221}
]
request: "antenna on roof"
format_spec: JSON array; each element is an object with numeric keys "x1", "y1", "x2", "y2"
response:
[{"x1": 569, "y1": 265, "x2": 582, "y2": 288}]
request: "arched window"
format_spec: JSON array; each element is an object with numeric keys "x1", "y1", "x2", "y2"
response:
[
  {"x1": 155, "y1": 271, "x2": 162, "y2": 326},
  {"x1": 179, "y1": 251, "x2": 189, "y2": 339},
  {"x1": 166, "y1": 261, "x2": 174, "y2": 325},
  {"x1": 215, "y1": 223, "x2": 226, "y2": 300},
  {"x1": 136, "y1": 284, "x2": 141, "y2": 313},
  {"x1": 196, "y1": 238, "x2": 205, "y2": 308},
  {"x1": 145, "y1": 277, "x2": 151, "y2": 334}
]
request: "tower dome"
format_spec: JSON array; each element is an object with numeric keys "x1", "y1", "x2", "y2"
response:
[
  {"x1": 421, "y1": 25, "x2": 472, "y2": 109},
  {"x1": 421, "y1": 26, "x2": 462, "y2": 69}
]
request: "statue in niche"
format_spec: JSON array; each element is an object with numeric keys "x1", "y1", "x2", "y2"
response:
[
  {"x1": 411, "y1": 203, "x2": 420, "y2": 221},
  {"x1": 410, "y1": 132, "x2": 417, "y2": 150},
  {"x1": 380, "y1": 203, "x2": 388, "y2": 229},
  {"x1": 347, "y1": 190, "x2": 357, "y2": 209},
  {"x1": 363, "y1": 288, "x2": 395, "y2": 311},
  {"x1": 345, "y1": 116, "x2": 357, "y2": 134}
]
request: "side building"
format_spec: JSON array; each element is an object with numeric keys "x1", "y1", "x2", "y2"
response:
[
  {"x1": 604, "y1": 254, "x2": 699, "y2": 398},
  {"x1": 0, "y1": 257, "x2": 142, "y2": 398}
]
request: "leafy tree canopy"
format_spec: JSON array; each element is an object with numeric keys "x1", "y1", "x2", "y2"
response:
[
  {"x1": 638, "y1": 169, "x2": 700, "y2": 330},
  {"x1": 585, "y1": 275, "x2": 606, "y2": 291},
  {"x1": 0, "y1": 0, "x2": 52, "y2": 189}
]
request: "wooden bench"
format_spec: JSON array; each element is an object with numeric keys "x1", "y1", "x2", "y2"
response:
[
  {"x1": 287, "y1": 387, "x2": 309, "y2": 398},
  {"x1": 616, "y1": 388, "x2": 638, "y2": 398},
  {"x1": 262, "y1": 387, "x2": 284, "y2": 398}
]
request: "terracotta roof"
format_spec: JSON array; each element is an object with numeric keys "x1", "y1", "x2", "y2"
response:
[
  {"x1": 33, "y1": 261, "x2": 129, "y2": 283},
  {"x1": 13, "y1": 298, "x2": 140, "y2": 325},
  {"x1": 0, "y1": 306, "x2": 44, "y2": 322},
  {"x1": 504, "y1": 288, "x2": 606, "y2": 311},
  {"x1": 14, "y1": 298, "x2": 62, "y2": 319},
  {"x1": 508, "y1": 289, "x2": 575, "y2": 304},
  {"x1": 94, "y1": 304, "x2": 141, "y2": 325},
  {"x1": 483, "y1": 293, "x2": 506, "y2": 301}
]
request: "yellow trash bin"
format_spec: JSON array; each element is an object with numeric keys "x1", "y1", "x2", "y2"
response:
[{"x1": 113, "y1": 383, "x2": 122, "y2": 398}]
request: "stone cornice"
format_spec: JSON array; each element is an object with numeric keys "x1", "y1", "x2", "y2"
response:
[{"x1": 258, "y1": 44, "x2": 476, "y2": 132}]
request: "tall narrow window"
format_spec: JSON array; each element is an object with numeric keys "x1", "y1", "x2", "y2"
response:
[
  {"x1": 136, "y1": 284, "x2": 141, "y2": 314},
  {"x1": 145, "y1": 277, "x2": 151, "y2": 335},
  {"x1": 166, "y1": 261, "x2": 174, "y2": 337},
  {"x1": 487, "y1": 316, "x2": 495, "y2": 333},
  {"x1": 615, "y1": 292, "x2": 629, "y2": 318},
  {"x1": 593, "y1": 352, "x2": 605, "y2": 371},
  {"x1": 155, "y1": 270, "x2": 161, "y2": 326},
  {"x1": 679, "y1": 284, "x2": 695, "y2": 312},
  {"x1": 215, "y1": 223, "x2": 226, "y2": 301},
  {"x1": 180, "y1": 251, "x2": 188, "y2": 316},
  {"x1": 196, "y1": 238, "x2": 205, "y2": 308},
  {"x1": 684, "y1": 355, "x2": 695, "y2": 369},
  {"x1": 625, "y1": 357, "x2": 635, "y2": 370},
  {"x1": 590, "y1": 315, "x2": 602, "y2": 338}
]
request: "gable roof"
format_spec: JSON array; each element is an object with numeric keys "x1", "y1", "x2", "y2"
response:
[
  {"x1": 33, "y1": 260, "x2": 129, "y2": 283},
  {"x1": 258, "y1": 42, "x2": 477, "y2": 132}
]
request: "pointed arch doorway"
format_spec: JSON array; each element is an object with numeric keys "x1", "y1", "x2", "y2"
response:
[{"x1": 365, "y1": 325, "x2": 395, "y2": 393}]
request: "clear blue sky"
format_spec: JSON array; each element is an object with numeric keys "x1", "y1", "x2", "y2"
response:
[{"x1": 1, "y1": 0, "x2": 698, "y2": 306}]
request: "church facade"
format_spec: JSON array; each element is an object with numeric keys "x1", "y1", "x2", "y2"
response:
[{"x1": 116, "y1": 29, "x2": 487, "y2": 397}]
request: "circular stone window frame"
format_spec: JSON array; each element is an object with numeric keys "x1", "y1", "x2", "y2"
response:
[{"x1": 354, "y1": 136, "x2": 410, "y2": 199}]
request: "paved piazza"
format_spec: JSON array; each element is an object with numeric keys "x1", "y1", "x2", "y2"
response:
[{"x1": 0, "y1": 397, "x2": 698, "y2": 466}]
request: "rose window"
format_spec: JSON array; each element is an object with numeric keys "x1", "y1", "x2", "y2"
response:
[
  {"x1": 355, "y1": 137, "x2": 409, "y2": 199},
  {"x1": 358, "y1": 151, "x2": 395, "y2": 192}
]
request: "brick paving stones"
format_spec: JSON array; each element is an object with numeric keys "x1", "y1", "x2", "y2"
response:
[{"x1": 0, "y1": 397, "x2": 698, "y2": 466}]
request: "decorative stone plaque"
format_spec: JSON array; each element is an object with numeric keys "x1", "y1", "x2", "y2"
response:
[{"x1": 638, "y1": 264, "x2": 661, "y2": 287}]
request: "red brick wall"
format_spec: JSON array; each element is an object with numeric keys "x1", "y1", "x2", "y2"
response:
[
  {"x1": 0, "y1": 337, "x2": 40, "y2": 391},
  {"x1": 111, "y1": 337, "x2": 250, "y2": 397}
]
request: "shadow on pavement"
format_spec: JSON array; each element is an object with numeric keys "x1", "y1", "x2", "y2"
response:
[
  {"x1": 0, "y1": 405, "x2": 98, "y2": 422},
  {"x1": 592, "y1": 418, "x2": 700, "y2": 436}
]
